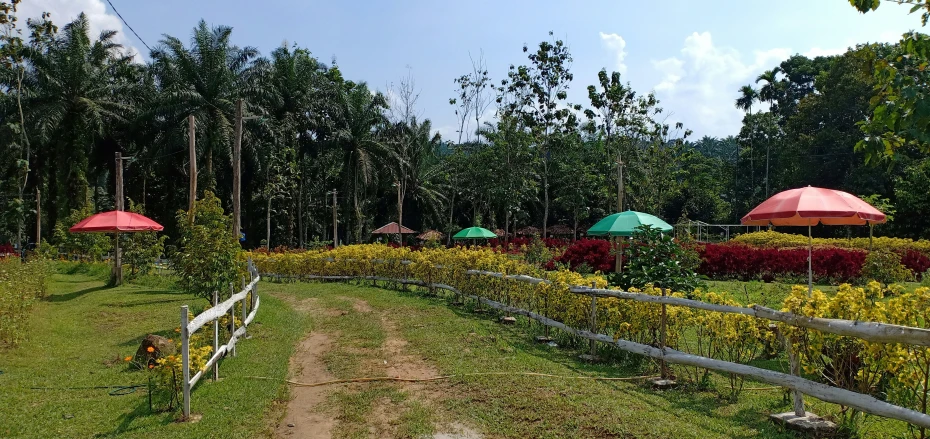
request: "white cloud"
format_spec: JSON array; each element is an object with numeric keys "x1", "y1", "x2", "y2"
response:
[
  {"x1": 650, "y1": 32, "x2": 791, "y2": 137},
  {"x1": 803, "y1": 47, "x2": 848, "y2": 58},
  {"x1": 599, "y1": 32, "x2": 628, "y2": 74},
  {"x1": 16, "y1": 0, "x2": 143, "y2": 62}
]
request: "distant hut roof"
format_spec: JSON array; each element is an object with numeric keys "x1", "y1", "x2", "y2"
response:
[{"x1": 372, "y1": 222, "x2": 416, "y2": 234}]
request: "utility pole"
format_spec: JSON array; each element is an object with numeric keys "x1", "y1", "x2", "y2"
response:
[
  {"x1": 616, "y1": 154, "x2": 625, "y2": 274},
  {"x1": 188, "y1": 115, "x2": 197, "y2": 223},
  {"x1": 36, "y1": 188, "x2": 41, "y2": 245},
  {"x1": 395, "y1": 181, "x2": 403, "y2": 247},
  {"x1": 331, "y1": 190, "x2": 338, "y2": 248},
  {"x1": 233, "y1": 99, "x2": 242, "y2": 243}
]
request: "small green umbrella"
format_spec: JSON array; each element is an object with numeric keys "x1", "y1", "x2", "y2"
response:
[
  {"x1": 587, "y1": 210, "x2": 673, "y2": 237},
  {"x1": 452, "y1": 226, "x2": 497, "y2": 240},
  {"x1": 587, "y1": 211, "x2": 673, "y2": 273}
]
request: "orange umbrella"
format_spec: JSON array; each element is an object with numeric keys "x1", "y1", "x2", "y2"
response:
[{"x1": 742, "y1": 186, "x2": 886, "y2": 294}]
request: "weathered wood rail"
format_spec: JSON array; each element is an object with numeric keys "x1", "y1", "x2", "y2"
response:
[
  {"x1": 261, "y1": 257, "x2": 930, "y2": 429},
  {"x1": 180, "y1": 259, "x2": 261, "y2": 419}
]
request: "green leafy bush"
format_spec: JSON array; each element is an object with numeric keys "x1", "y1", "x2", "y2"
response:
[
  {"x1": 861, "y1": 250, "x2": 913, "y2": 284},
  {"x1": 172, "y1": 191, "x2": 241, "y2": 301},
  {"x1": 52, "y1": 204, "x2": 111, "y2": 261},
  {"x1": 610, "y1": 225, "x2": 702, "y2": 293},
  {"x1": 121, "y1": 200, "x2": 167, "y2": 278}
]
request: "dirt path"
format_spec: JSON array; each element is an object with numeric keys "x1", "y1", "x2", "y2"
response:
[
  {"x1": 275, "y1": 332, "x2": 336, "y2": 438},
  {"x1": 274, "y1": 293, "x2": 481, "y2": 439}
]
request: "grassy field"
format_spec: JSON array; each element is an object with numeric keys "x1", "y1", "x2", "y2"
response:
[
  {"x1": 1, "y1": 266, "x2": 918, "y2": 438},
  {"x1": 265, "y1": 279, "x2": 911, "y2": 439},
  {"x1": 0, "y1": 266, "x2": 307, "y2": 439}
]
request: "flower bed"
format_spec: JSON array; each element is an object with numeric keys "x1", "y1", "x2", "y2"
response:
[{"x1": 697, "y1": 243, "x2": 865, "y2": 283}]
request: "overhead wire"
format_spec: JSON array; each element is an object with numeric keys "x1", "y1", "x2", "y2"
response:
[{"x1": 103, "y1": 0, "x2": 152, "y2": 53}]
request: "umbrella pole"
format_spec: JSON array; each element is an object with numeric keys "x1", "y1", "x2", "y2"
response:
[
  {"x1": 807, "y1": 225, "x2": 814, "y2": 297},
  {"x1": 114, "y1": 232, "x2": 122, "y2": 286}
]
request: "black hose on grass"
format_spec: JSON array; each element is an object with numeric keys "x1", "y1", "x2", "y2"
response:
[{"x1": 29, "y1": 384, "x2": 145, "y2": 396}]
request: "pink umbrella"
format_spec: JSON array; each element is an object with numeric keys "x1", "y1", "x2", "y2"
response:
[
  {"x1": 70, "y1": 210, "x2": 164, "y2": 285},
  {"x1": 742, "y1": 186, "x2": 886, "y2": 293}
]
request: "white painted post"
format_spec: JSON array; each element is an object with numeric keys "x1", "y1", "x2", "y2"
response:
[
  {"x1": 212, "y1": 290, "x2": 219, "y2": 381},
  {"x1": 589, "y1": 282, "x2": 597, "y2": 356},
  {"x1": 181, "y1": 305, "x2": 191, "y2": 419},
  {"x1": 229, "y1": 282, "x2": 237, "y2": 357},
  {"x1": 241, "y1": 277, "x2": 248, "y2": 337}
]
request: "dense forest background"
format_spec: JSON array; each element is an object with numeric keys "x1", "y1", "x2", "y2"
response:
[{"x1": 2, "y1": 3, "x2": 929, "y2": 251}]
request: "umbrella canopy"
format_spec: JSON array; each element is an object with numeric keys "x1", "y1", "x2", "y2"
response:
[
  {"x1": 452, "y1": 227, "x2": 497, "y2": 240},
  {"x1": 741, "y1": 186, "x2": 887, "y2": 295},
  {"x1": 741, "y1": 186, "x2": 886, "y2": 226},
  {"x1": 371, "y1": 222, "x2": 416, "y2": 235},
  {"x1": 587, "y1": 211, "x2": 673, "y2": 237},
  {"x1": 69, "y1": 210, "x2": 164, "y2": 233},
  {"x1": 417, "y1": 230, "x2": 444, "y2": 241}
]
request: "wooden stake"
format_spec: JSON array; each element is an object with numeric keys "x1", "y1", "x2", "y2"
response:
[
  {"x1": 233, "y1": 99, "x2": 242, "y2": 243},
  {"x1": 660, "y1": 288, "x2": 668, "y2": 380},
  {"x1": 332, "y1": 190, "x2": 338, "y2": 248},
  {"x1": 181, "y1": 305, "x2": 191, "y2": 419},
  {"x1": 188, "y1": 115, "x2": 197, "y2": 223},
  {"x1": 212, "y1": 290, "x2": 219, "y2": 381},
  {"x1": 787, "y1": 336, "x2": 806, "y2": 416},
  {"x1": 114, "y1": 152, "x2": 124, "y2": 286},
  {"x1": 35, "y1": 188, "x2": 40, "y2": 244}
]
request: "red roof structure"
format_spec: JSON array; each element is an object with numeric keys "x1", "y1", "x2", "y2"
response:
[{"x1": 371, "y1": 222, "x2": 416, "y2": 234}]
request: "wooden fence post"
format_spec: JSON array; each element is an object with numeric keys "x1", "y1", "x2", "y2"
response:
[
  {"x1": 212, "y1": 291, "x2": 219, "y2": 381},
  {"x1": 229, "y1": 282, "x2": 236, "y2": 357},
  {"x1": 181, "y1": 305, "x2": 191, "y2": 419},
  {"x1": 241, "y1": 277, "x2": 248, "y2": 338},
  {"x1": 660, "y1": 288, "x2": 669, "y2": 380},
  {"x1": 787, "y1": 336, "x2": 806, "y2": 416},
  {"x1": 589, "y1": 282, "x2": 598, "y2": 357}
]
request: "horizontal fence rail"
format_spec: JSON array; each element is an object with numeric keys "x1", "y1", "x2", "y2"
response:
[
  {"x1": 180, "y1": 259, "x2": 261, "y2": 419},
  {"x1": 260, "y1": 255, "x2": 930, "y2": 429}
]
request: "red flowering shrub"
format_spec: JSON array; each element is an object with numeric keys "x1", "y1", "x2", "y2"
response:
[
  {"x1": 900, "y1": 250, "x2": 930, "y2": 280},
  {"x1": 0, "y1": 243, "x2": 14, "y2": 255},
  {"x1": 550, "y1": 239, "x2": 614, "y2": 273},
  {"x1": 698, "y1": 243, "x2": 865, "y2": 283}
]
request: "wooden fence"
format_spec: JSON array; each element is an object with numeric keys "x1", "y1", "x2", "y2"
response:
[
  {"x1": 180, "y1": 259, "x2": 261, "y2": 419},
  {"x1": 262, "y1": 257, "x2": 930, "y2": 429}
]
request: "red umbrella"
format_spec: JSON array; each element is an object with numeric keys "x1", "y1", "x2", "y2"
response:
[
  {"x1": 69, "y1": 210, "x2": 164, "y2": 233},
  {"x1": 741, "y1": 186, "x2": 886, "y2": 294},
  {"x1": 69, "y1": 210, "x2": 164, "y2": 286}
]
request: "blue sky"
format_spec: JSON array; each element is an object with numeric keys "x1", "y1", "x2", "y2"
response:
[{"x1": 17, "y1": 0, "x2": 919, "y2": 139}]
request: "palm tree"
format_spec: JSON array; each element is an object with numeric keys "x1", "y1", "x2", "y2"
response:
[
  {"x1": 756, "y1": 68, "x2": 782, "y2": 197},
  {"x1": 397, "y1": 118, "x2": 446, "y2": 229},
  {"x1": 756, "y1": 67, "x2": 782, "y2": 104},
  {"x1": 331, "y1": 82, "x2": 392, "y2": 242},
  {"x1": 23, "y1": 13, "x2": 137, "y2": 229},
  {"x1": 735, "y1": 85, "x2": 759, "y2": 205},
  {"x1": 148, "y1": 20, "x2": 259, "y2": 193},
  {"x1": 253, "y1": 44, "x2": 327, "y2": 247}
]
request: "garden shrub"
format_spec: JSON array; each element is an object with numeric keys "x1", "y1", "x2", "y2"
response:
[
  {"x1": 550, "y1": 238, "x2": 613, "y2": 273},
  {"x1": 121, "y1": 200, "x2": 167, "y2": 278},
  {"x1": 52, "y1": 204, "x2": 111, "y2": 261},
  {"x1": 698, "y1": 243, "x2": 865, "y2": 283},
  {"x1": 734, "y1": 230, "x2": 930, "y2": 255},
  {"x1": 611, "y1": 225, "x2": 701, "y2": 293},
  {"x1": 172, "y1": 191, "x2": 242, "y2": 301},
  {"x1": 861, "y1": 250, "x2": 913, "y2": 284},
  {"x1": 901, "y1": 250, "x2": 930, "y2": 281},
  {"x1": 0, "y1": 257, "x2": 51, "y2": 346}
]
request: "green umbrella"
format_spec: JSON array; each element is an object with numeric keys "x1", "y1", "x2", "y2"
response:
[
  {"x1": 587, "y1": 210, "x2": 673, "y2": 237},
  {"x1": 452, "y1": 227, "x2": 497, "y2": 240}
]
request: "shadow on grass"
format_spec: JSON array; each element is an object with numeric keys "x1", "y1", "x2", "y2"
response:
[
  {"x1": 94, "y1": 396, "x2": 177, "y2": 438},
  {"x1": 46, "y1": 285, "x2": 109, "y2": 302},
  {"x1": 100, "y1": 297, "x2": 189, "y2": 308}
]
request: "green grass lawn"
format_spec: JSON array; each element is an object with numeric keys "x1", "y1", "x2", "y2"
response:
[
  {"x1": 265, "y1": 280, "x2": 912, "y2": 439},
  {"x1": 0, "y1": 268, "x2": 307, "y2": 439}
]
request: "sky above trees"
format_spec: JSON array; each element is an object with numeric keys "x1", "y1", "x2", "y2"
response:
[{"x1": 15, "y1": 0, "x2": 917, "y2": 138}]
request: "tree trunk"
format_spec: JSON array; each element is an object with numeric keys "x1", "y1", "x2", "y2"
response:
[
  {"x1": 266, "y1": 195, "x2": 272, "y2": 250},
  {"x1": 542, "y1": 171, "x2": 549, "y2": 238},
  {"x1": 298, "y1": 177, "x2": 304, "y2": 248}
]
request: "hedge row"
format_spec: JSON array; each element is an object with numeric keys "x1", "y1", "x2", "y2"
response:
[{"x1": 733, "y1": 231, "x2": 930, "y2": 255}]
